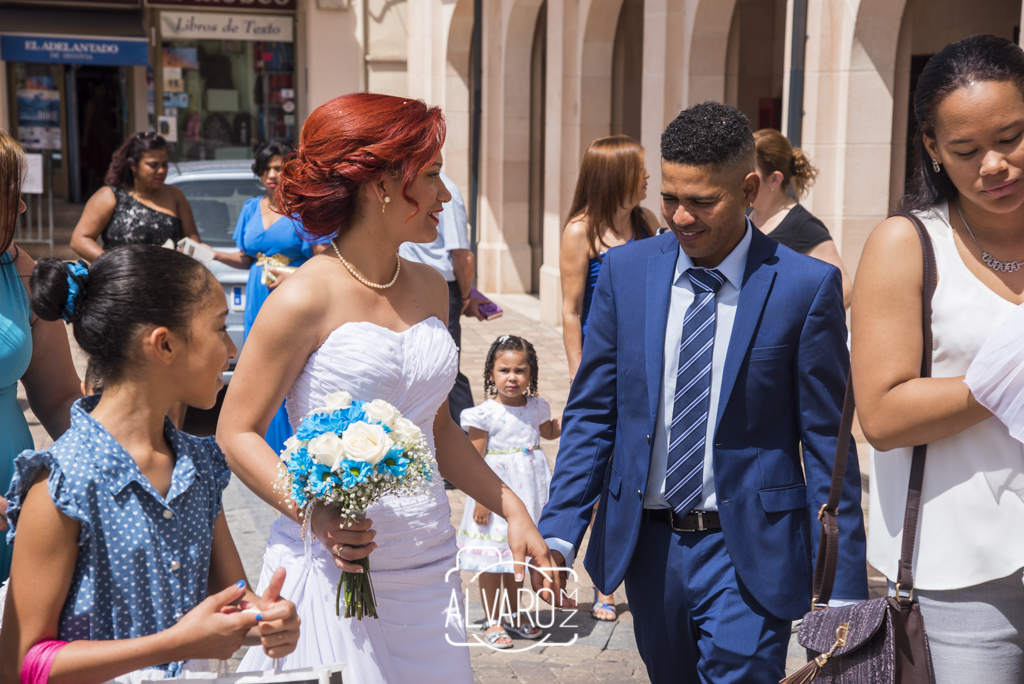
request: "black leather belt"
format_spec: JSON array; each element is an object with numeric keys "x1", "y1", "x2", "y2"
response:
[{"x1": 648, "y1": 508, "x2": 721, "y2": 532}]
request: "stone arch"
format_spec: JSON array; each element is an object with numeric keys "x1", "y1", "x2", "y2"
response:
[
  {"x1": 686, "y1": 0, "x2": 738, "y2": 106},
  {"x1": 578, "y1": 0, "x2": 627, "y2": 149}
]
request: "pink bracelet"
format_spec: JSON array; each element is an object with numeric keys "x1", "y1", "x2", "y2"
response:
[{"x1": 21, "y1": 639, "x2": 68, "y2": 684}]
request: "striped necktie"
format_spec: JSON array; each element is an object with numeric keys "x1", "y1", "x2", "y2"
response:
[{"x1": 664, "y1": 268, "x2": 725, "y2": 515}]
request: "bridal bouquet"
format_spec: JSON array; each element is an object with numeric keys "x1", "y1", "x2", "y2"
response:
[{"x1": 276, "y1": 390, "x2": 435, "y2": 619}]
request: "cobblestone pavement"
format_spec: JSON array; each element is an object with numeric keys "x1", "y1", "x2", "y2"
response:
[{"x1": 19, "y1": 293, "x2": 885, "y2": 682}]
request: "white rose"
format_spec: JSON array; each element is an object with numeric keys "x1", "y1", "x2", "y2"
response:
[
  {"x1": 341, "y1": 422, "x2": 393, "y2": 465},
  {"x1": 307, "y1": 433, "x2": 346, "y2": 469},
  {"x1": 392, "y1": 416, "x2": 421, "y2": 444},
  {"x1": 280, "y1": 435, "x2": 302, "y2": 462},
  {"x1": 362, "y1": 399, "x2": 399, "y2": 428},
  {"x1": 314, "y1": 390, "x2": 353, "y2": 414}
]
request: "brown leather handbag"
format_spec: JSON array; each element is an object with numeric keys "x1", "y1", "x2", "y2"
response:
[{"x1": 781, "y1": 212, "x2": 937, "y2": 684}]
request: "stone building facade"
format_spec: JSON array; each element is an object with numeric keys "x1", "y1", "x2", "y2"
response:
[{"x1": 5, "y1": 0, "x2": 1022, "y2": 325}]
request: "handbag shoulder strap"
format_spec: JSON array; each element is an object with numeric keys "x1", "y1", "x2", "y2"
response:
[
  {"x1": 812, "y1": 210, "x2": 936, "y2": 607},
  {"x1": 893, "y1": 211, "x2": 937, "y2": 601}
]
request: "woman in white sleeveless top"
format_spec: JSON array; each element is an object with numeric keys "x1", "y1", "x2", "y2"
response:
[
  {"x1": 216, "y1": 94, "x2": 561, "y2": 682},
  {"x1": 853, "y1": 35, "x2": 1024, "y2": 683}
]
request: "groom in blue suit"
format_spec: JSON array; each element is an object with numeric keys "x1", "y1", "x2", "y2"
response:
[{"x1": 534, "y1": 103, "x2": 867, "y2": 682}]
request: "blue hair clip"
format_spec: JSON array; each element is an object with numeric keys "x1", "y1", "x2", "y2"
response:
[{"x1": 61, "y1": 261, "x2": 90, "y2": 322}]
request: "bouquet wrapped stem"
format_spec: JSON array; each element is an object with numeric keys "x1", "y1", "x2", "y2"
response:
[
  {"x1": 336, "y1": 511, "x2": 378, "y2": 619},
  {"x1": 278, "y1": 391, "x2": 435, "y2": 621},
  {"x1": 338, "y1": 556, "x2": 377, "y2": 619}
]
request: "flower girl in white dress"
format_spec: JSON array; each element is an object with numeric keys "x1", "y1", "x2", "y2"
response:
[
  {"x1": 217, "y1": 94, "x2": 564, "y2": 684},
  {"x1": 457, "y1": 335, "x2": 560, "y2": 648}
]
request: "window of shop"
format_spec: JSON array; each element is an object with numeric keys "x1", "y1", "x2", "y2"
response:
[{"x1": 157, "y1": 11, "x2": 296, "y2": 162}]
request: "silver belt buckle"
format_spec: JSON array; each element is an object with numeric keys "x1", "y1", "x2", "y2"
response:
[
  {"x1": 670, "y1": 510, "x2": 705, "y2": 532},
  {"x1": 669, "y1": 509, "x2": 696, "y2": 532}
]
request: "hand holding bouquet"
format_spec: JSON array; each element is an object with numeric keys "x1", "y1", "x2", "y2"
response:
[{"x1": 276, "y1": 391, "x2": 436, "y2": 619}]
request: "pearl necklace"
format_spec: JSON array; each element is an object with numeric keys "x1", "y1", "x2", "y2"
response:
[
  {"x1": 330, "y1": 238, "x2": 401, "y2": 289},
  {"x1": 954, "y1": 200, "x2": 1024, "y2": 273}
]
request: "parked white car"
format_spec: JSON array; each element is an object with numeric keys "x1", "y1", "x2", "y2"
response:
[{"x1": 165, "y1": 160, "x2": 264, "y2": 384}]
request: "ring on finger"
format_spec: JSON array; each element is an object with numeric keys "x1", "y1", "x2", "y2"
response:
[{"x1": 335, "y1": 544, "x2": 345, "y2": 556}]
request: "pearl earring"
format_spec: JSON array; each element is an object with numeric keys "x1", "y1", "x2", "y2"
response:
[{"x1": 382, "y1": 195, "x2": 391, "y2": 214}]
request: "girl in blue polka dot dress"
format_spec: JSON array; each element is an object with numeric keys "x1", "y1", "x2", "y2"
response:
[
  {"x1": 456, "y1": 335, "x2": 560, "y2": 648},
  {"x1": 0, "y1": 246, "x2": 299, "y2": 683}
]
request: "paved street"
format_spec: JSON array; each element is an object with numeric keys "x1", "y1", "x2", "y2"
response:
[{"x1": 18, "y1": 292, "x2": 883, "y2": 682}]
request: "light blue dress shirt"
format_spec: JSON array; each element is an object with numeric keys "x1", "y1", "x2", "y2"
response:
[
  {"x1": 546, "y1": 222, "x2": 753, "y2": 567},
  {"x1": 644, "y1": 223, "x2": 752, "y2": 510},
  {"x1": 399, "y1": 172, "x2": 470, "y2": 282}
]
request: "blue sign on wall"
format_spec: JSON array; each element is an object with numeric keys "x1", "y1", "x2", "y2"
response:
[{"x1": 0, "y1": 34, "x2": 148, "y2": 66}]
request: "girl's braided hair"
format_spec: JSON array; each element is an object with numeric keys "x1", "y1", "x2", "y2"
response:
[{"x1": 483, "y1": 334, "x2": 539, "y2": 398}]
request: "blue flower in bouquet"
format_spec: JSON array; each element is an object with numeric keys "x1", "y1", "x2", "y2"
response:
[
  {"x1": 310, "y1": 464, "x2": 340, "y2": 498},
  {"x1": 296, "y1": 412, "x2": 338, "y2": 441},
  {"x1": 287, "y1": 448, "x2": 314, "y2": 480},
  {"x1": 377, "y1": 447, "x2": 409, "y2": 478},
  {"x1": 339, "y1": 459, "x2": 373, "y2": 488},
  {"x1": 326, "y1": 406, "x2": 363, "y2": 435},
  {"x1": 290, "y1": 482, "x2": 309, "y2": 507}
]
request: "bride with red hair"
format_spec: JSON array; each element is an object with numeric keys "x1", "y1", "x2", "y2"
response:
[{"x1": 217, "y1": 93, "x2": 560, "y2": 680}]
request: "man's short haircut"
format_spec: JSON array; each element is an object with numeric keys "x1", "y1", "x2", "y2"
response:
[{"x1": 661, "y1": 101, "x2": 755, "y2": 172}]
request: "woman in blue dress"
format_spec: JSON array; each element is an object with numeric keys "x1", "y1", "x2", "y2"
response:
[
  {"x1": 559, "y1": 135, "x2": 657, "y2": 622},
  {"x1": 213, "y1": 141, "x2": 319, "y2": 453},
  {"x1": 0, "y1": 131, "x2": 81, "y2": 583}
]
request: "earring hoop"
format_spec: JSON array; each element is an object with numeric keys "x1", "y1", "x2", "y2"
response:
[{"x1": 932, "y1": 158, "x2": 941, "y2": 173}]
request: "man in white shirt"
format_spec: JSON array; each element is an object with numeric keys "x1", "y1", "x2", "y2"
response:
[
  {"x1": 400, "y1": 171, "x2": 477, "y2": 422},
  {"x1": 534, "y1": 103, "x2": 867, "y2": 682}
]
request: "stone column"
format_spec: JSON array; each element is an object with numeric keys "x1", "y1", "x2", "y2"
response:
[
  {"x1": 539, "y1": 0, "x2": 579, "y2": 326},
  {"x1": 800, "y1": 0, "x2": 906, "y2": 276},
  {"x1": 477, "y1": 0, "x2": 545, "y2": 295}
]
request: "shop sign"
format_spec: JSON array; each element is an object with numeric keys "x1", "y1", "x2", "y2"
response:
[
  {"x1": 5, "y1": 0, "x2": 140, "y2": 6},
  {"x1": 0, "y1": 34, "x2": 148, "y2": 66},
  {"x1": 149, "y1": 0, "x2": 295, "y2": 11},
  {"x1": 160, "y1": 11, "x2": 293, "y2": 41}
]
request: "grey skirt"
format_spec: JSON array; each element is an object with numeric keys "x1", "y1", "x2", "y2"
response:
[{"x1": 888, "y1": 571, "x2": 1024, "y2": 684}]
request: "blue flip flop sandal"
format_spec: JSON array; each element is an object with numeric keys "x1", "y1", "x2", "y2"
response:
[{"x1": 590, "y1": 587, "x2": 618, "y2": 621}]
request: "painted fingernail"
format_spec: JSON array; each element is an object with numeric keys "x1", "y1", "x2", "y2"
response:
[
  {"x1": 235, "y1": 580, "x2": 246, "y2": 589},
  {"x1": 255, "y1": 614, "x2": 263, "y2": 622},
  {"x1": 515, "y1": 573, "x2": 524, "y2": 582}
]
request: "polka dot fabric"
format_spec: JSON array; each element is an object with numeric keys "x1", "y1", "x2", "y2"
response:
[{"x1": 5, "y1": 395, "x2": 232, "y2": 677}]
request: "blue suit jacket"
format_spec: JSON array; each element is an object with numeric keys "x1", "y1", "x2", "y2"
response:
[{"x1": 539, "y1": 229, "x2": 868, "y2": 621}]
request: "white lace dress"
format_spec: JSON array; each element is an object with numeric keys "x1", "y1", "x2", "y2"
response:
[
  {"x1": 238, "y1": 317, "x2": 472, "y2": 682},
  {"x1": 456, "y1": 398, "x2": 552, "y2": 573}
]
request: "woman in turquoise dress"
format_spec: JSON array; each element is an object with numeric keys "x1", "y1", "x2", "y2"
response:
[
  {"x1": 213, "y1": 141, "x2": 317, "y2": 453},
  {"x1": 0, "y1": 131, "x2": 82, "y2": 581}
]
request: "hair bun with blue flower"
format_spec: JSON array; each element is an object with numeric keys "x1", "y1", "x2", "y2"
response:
[{"x1": 61, "y1": 260, "x2": 90, "y2": 323}]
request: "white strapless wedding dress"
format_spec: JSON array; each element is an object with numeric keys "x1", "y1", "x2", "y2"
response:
[{"x1": 238, "y1": 317, "x2": 472, "y2": 682}]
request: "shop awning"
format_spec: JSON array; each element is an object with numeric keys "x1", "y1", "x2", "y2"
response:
[{"x1": 0, "y1": 8, "x2": 148, "y2": 66}]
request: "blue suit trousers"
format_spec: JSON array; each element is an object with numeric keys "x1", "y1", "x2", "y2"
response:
[{"x1": 624, "y1": 514, "x2": 791, "y2": 683}]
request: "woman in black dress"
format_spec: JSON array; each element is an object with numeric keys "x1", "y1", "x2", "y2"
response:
[
  {"x1": 71, "y1": 133, "x2": 200, "y2": 261},
  {"x1": 749, "y1": 128, "x2": 852, "y2": 306}
]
